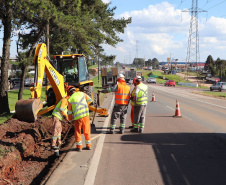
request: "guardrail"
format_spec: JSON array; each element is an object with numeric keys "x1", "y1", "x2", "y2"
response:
[{"x1": 178, "y1": 82, "x2": 198, "y2": 87}]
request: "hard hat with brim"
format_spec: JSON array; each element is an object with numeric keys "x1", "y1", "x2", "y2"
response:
[
  {"x1": 67, "y1": 85, "x2": 75, "y2": 93},
  {"x1": 118, "y1": 74, "x2": 125, "y2": 78}
]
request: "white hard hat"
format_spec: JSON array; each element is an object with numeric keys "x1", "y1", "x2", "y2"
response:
[
  {"x1": 136, "y1": 76, "x2": 142, "y2": 79},
  {"x1": 118, "y1": 74, "x2": 125, "y2": 78}
]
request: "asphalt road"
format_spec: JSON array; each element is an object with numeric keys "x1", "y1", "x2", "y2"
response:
[{"x1": 94, "y1": 83, "x2": 226, "y2": 185}]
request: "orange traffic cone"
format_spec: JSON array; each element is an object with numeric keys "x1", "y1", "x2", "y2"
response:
[
  {"x1": 174, "y1": 99, "x2": 182, "y2": 117},
  {"x1": 152, "y1": 92, "x2": 156, "y2": 102}
]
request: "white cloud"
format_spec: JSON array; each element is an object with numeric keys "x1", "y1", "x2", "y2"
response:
[
  {"x1": 103, "y1": 1, "x2": 226, "y2": 63},
  {"x1": 102, "y1": 0, "x2": 111, "y2": 4}
]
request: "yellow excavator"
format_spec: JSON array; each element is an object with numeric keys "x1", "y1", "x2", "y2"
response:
[{"x1": 15, "y1": 43, "x2": 108, "y2": 122}]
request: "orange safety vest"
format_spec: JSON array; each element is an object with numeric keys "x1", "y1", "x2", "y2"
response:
[{"x1": 114, "y1": 79, "x2": 130, "y2": 105}]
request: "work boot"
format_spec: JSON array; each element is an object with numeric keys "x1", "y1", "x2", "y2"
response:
[
  {"x1": 85, "y1": 147, "x2": 91, "y2": 150},
  {"x1": 119, "y1": 128, "x2": 125, "y2": 134},
  {"x1": 75, "y1": 148, "x2": 82, "y2": 152},
  {"x1": 139, "y1": 128, "x2": 144, "y2": 133},
  {"x1": 51, "y1": 145, "x2": 59, "y2": 150},
  {"x1": 129, "y1": 126, "x2": 133, "y2": 129},
  {"x1": 130, "y1": 128, "x2": 138, "y2": 132},
  {"x1": 109, "y1": 129, "x2": 115, "y2": 134}
]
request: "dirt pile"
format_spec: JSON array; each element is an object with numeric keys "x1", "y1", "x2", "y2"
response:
[{"x1": 0, "y1": 116, "x2": 72, "y2": 185}]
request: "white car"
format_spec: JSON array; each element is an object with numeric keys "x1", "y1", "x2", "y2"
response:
[
  {"x1": 210, "y1": 82, "x2": 226, "y2": 91},
  {"x1": 146, "y1": 77, "x2": 156, "y2": 84}
]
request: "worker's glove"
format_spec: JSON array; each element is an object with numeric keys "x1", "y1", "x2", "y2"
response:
[
  {"x1": 98, "y1": 90, "x2": 101, "y2": 93},
  {"x1": 63, "y1": 115, "x2": 67, "y2": 119}
]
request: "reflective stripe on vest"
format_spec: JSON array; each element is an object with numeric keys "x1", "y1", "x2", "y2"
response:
[
  {"x1": 115, "y1": 82, "x2": 130, "y2": 105},
  {"x1": 52, "y1": 100, "x2": 67, "y2": 121},
  {"x1": 136, "y1": 83, "x2": 148, "y2": 105},
  {"x1": 68, "y1": 92, "x2": 89, "y2": 120}
]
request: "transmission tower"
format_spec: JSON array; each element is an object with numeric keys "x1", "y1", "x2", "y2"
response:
[{"x1": 182, "y1": 0, "x2": 206, "y2": 79}]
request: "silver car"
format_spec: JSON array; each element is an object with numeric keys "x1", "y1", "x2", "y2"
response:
[
  {"x1": 210, "y1": 82, "x2": 226, "y2": 91},
  {"x1": 146, "y1": 77, "x2": 156, "y2": 84},
  {"x1": 24, "y1": 78, "x2": 34, "y2": 87}
]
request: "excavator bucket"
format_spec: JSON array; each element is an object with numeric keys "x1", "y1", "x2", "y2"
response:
[{"x1": 15, "y1": 99, "x2": 43, "y2": 122}]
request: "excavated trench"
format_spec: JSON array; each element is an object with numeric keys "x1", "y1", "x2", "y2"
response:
[{"x1": 0, "y1": 116, "x2": 75, "y2": 185}]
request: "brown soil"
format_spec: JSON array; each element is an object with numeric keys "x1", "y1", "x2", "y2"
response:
[
  {"x1": 0, "y1": 93, "x2": 107, "y2": 185},
  {"x1": 0, "y1": 116, "x2": 73, "y2": 185}
]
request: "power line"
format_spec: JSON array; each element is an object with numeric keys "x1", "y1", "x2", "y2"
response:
[{"x1": 206, "y1": 0, "x2": 226, "y2": 10}]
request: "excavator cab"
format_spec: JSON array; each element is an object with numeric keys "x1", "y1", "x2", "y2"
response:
[
  {"x1": 53, "y1": 54, "x2": 90, "y2": 85},
  {"x1": 45, "y1": 54, "x2": 94, "y2": 107}
]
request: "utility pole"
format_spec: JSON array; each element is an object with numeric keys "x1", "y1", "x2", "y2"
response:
[
  {"x1": 136, "y1": 40, "x2": 139, "y2": 58},
  {"x1": 182, "y1": 0, "x2": 206, "y2": 80}
]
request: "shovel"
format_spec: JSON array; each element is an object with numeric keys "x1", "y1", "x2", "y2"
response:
[{"x1": 91, "y1": 91, "x2": 100, "y2": 132}]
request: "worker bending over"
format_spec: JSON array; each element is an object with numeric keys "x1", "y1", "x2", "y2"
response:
[
  {"x1": 51, "y1": 96, "x2": 68, "y2": 149},
  {"x1": 99, "y1": 74, "x2": 130, "y2": 134},
  {"x1": 130, "y1": 76, "x2": 148, "y2": 133},
  {"x1": 67, "y1": 86, "x2": 92, "y2": 151}
]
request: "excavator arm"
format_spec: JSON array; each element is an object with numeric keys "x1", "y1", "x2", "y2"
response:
[{"x1": 15, "y1": 43, "x2": 66, "y2": 122}]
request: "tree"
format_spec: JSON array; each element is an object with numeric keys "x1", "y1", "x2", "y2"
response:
[
  {"x1": 151, "y1": 58, "x2": 159, "y2": 69},
  {"x1": 0, "y1": 1, "x2": 14, "y2": 114},
  {"x1": 133, "y1": 58, "x2": 145, "y2": 69},
  {"x1": 204, "y1": 55, "x2": 214, "y2": 75},
  {"x1": 100, "y1": 54, "x2": 115, "y2": 66},
  {"x1": 0, "y1": 0, "x2": 131, "y2": 113}
]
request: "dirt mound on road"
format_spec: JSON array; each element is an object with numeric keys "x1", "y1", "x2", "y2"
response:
[{"x1": 0, "y1": 116, "x2": 72, "y2": 185}]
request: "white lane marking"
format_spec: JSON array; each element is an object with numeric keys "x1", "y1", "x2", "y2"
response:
[
  {"x1": 171, "y1": 154, "x2": 191, "y2": 185},
  {"x1": 84, "y1": 97, "x2": 115, "y2": 185},
  {"x1": 183, "y1": 115, "x2": 193, "y2": 121},
  {"x1": 166, "y1": 106, "x2": 174, "y2": 111},
  {"x1": 166, "y1": 106, "x2": 193, "y2": 121},
  {"x1": 149, "y1": 86, "x2": 226, "y2": 109}
]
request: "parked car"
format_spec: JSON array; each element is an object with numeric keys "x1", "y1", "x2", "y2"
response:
[
  {"x1": 146, "y1": 77, "x2": 156, "y2": 84},
  {"x1": 165, "y1": 80, "x2": 175, "y2": 87},
  {"x1": 24, "y1": 78, "x2": 33, "y2": 87},
  {"x1": 12, "y1": 78, "x2": 21, "y2": 86},
  {"x1": 210, "y1": 82, "x2": 226, "y2": 91}
]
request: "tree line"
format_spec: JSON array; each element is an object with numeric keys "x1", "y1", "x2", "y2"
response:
[
  {"x1": 0, "y1": 0, "x2": 131, "y2": 115},
  {"x1": 204, "y1": 55, "x2": 226, "y2": 81}
]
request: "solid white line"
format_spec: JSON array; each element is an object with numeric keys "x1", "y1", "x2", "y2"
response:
[
  {"x1": 84, "y1": 97, "x2": 115, "y2": 185},
  {"x1": 166, "y1": 106, "x2": 174, "y2": 111},
  {"x1": 171, "y1": 154, "x2": 191, "y2": 185}
]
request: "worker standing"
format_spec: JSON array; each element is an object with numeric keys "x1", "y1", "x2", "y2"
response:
[
  {"x1": 130, "y1": 76, "x2": 148, "y2": 133},
  {"x1": 99, "y1": 74, "x2": 130, "y2": 134},
  {"x1": 51, "y1": 96, "x2": 68, "y2": 149},
  {"x1": 129, "y1": 77, "x2": 137, "y2": 129},
  {"x1": 67, "y1": 86, "x2": 92, "y2": 151}
]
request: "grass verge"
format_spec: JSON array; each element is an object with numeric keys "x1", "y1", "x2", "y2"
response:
[
  {"x1": 193, "y1": 91, "x2": 226, "y2": 99},
  {"x1": 0, "y1": 88, "x2": 46, "y2": 124}
]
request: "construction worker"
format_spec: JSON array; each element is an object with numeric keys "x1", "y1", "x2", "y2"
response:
[
  {"x1": 98, "y1": 74, "x2": 130, "y2": 134},
  {"x1": 51, "y1": 96, "x2": 68, "y2": 149},
  {"x1": 130, "y1": 76, "x2": 148, "y2": 133},
  {"x1": 67, "y1": 62, "x2": 78, "y2": 74},
  {"x1": 67, "y1": 86, "x2": 92, "y2": 151},
  {"x1": 129, "y1": 77, "x2": 137, "y2": 129}
]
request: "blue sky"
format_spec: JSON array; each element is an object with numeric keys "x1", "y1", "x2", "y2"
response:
[
  {"x1": 1, "y1": 0, "x2": 226, "y2": 64},
  {"x1": 101, "y1": 0, "x2": 226, "y2": 63}
]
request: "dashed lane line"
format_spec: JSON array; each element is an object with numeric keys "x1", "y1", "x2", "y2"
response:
[{"x1": 149, "y1": 86, "x2": 226, "y2": 110}]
